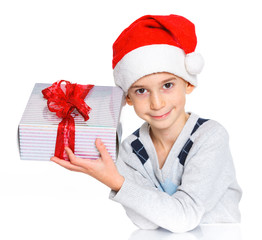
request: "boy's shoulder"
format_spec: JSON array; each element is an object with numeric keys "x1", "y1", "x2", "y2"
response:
[
  {"x1": 189, "y1": 115, "x2": 230, "y2": 146},
  {"x1": 121, "y1": 122, "x2": 148, "y2": 150}
]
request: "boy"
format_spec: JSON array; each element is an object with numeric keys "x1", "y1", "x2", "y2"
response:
[{"x1": 51, "y1": 14, "x2": 242, "y2": 233}]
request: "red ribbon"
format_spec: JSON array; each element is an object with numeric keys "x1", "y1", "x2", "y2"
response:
[{"x1": 42, "y1": 80, "x2": 94, "y2": 160}]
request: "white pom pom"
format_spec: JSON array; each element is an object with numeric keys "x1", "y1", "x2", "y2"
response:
[{"x1": 185, "y1": 52, "x2": 204, "y2": 75}]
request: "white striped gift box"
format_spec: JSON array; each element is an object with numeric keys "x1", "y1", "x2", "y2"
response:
[{"x1": 18, "y1": 83, "x2": 124, "y2": 161}]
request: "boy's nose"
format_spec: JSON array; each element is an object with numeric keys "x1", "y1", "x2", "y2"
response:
[{"x1": 150, "y1": 92, "x2": 165, "y2": 110}]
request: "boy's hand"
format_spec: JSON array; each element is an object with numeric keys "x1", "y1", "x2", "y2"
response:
[{"x1": 50, "y1": 138, "x2": 124, "y2": 192}]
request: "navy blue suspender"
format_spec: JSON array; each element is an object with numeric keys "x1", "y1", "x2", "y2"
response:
[
  {"x1": 131, "y1": 138, "x2": 149, "y2": 165},
  {"x1": 177, "y1": 118, "x2": 209, "y2": 165}
]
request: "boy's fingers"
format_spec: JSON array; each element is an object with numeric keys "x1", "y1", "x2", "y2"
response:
[
  {"x1": 65, "y1": 147, "x2": 76, "y2": 161},
  {"x1": 50, "y1": 156, "x2": 85, "y2": 172},
  {"x1": 95, "y1": 138, "x2": 111, "y2": 160},
  {"x1": 65, "y1": 147, "x2": 94, "y2": 168}
]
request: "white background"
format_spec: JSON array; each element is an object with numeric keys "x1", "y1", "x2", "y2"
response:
[{"x1": 0, "y1": 0, "x2": 261, "y2": 239}]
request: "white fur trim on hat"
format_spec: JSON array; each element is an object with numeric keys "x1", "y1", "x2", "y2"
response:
[{"x1": 113, "y1": 44, "x2": 202, "y2": 93}]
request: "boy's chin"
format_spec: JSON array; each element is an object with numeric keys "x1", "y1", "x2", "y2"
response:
[{"x1": 148, "y1": 120, "x2": 173, "y2": 131}]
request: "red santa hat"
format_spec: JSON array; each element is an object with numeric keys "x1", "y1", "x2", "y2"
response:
[{"x1": 112, "y1": 14, "x2": 204, "y2": 93}]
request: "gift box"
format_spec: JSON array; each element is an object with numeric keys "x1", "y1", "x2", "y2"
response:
[{"x1": 18, "y1": 82, "x2": 124, "y2": 161}]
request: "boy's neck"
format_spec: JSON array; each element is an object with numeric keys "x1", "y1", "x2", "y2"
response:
[{"x1": 149, "y1": 112, "x2": 190, "y2": 149}]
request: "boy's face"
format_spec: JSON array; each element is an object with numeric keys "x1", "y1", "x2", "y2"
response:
[{"x1": 126, "y1": 72, "x2": 194, "y2": 131}]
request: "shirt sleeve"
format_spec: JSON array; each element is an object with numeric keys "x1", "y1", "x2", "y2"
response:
[
  {"x1": 109, "y1": 142, "x2": 159, "y2": 230},
  {"x1": 178, "y1": 124, "x2": 238, "y2": 215},
  {"x1": 109, "y1": 125, "x2": 237, "y2": 233}
]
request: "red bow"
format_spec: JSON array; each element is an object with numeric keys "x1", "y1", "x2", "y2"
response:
[{"x1": 42, "y1": 80, "x2": 94, "y2": 160}]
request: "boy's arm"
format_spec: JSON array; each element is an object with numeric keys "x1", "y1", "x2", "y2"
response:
[
  {"x1": 123, "y1": 206, "x2": 159, "y2": 230},
  {"x1": 110, "y1": 126, "x2": 240, "y2": 233},
  {"x1": 109, "y1": 151, "x2": 159, "y2": 230},
  {"x1": 51, "y1": 137, "x2": 159, "y2": 229}
]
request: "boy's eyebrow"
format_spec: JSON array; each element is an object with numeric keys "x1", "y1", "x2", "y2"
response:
[
  {"x1": 130, "y1": 84, "x2": 145, "y2": 89},
  {"x1": 161, "y1": 77, "x2": 177, "y2": 83},
  {"x1": 130, "y1": 77, "x2": 177, "y2": 89}
]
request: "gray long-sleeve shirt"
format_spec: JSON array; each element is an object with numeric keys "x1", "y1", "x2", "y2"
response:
[{"x1": 109, "y1": 112, "x2": 242, "y2": 233}]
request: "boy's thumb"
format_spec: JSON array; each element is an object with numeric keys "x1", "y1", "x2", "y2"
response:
[{"x1": 95, "y1": 138, "x2": 111, "y2": 160}]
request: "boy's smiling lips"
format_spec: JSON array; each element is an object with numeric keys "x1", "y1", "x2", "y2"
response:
[{"x1": 150, "y1": 110, "x2": 172, "y2": 120}]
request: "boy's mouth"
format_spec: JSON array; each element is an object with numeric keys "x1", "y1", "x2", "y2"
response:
[{"x1": 150, "y1": 110, "x2": 172, "y2": 120}]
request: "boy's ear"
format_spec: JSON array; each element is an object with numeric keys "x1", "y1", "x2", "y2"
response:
[
  {"x1": 125, "y1": 94, "x2": 133, "y2": 106},
  {"x1": 185, "y1": 82, "x2": 195, "y2": 94}
]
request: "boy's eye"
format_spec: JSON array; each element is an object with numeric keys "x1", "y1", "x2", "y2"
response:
[
  {"x1": 163, "y1": 83, "x2": 173, "y2": 89},
  {"x1": 135, "y1": 88, "x2": 147, "y2": 95}
]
